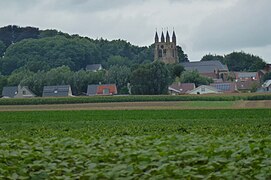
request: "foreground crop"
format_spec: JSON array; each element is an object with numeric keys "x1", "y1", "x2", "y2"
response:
[
  {"x1": 0, "y1": 109, "x2": 271, "y2": 179},
  {"x1": 1, "y1": 135, "x2": 271, "y2": 179}
]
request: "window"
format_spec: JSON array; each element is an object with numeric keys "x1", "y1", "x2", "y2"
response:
[
  {"x1": 103, "y1": 88, "x2": 110, "y2": 95},
  {"x1": 158, "y1": 49, "x2": 163, "y2": 58},
  {"x1": 22, "y1": 90, "x2": 26, "y2": 95},
  {"x1": 201, "y1": 87, "x2": 205, "y2": 92}
]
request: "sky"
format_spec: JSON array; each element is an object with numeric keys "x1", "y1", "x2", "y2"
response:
[{"x1": 0, "y1": 0, "x2": 271, "y2": 62}]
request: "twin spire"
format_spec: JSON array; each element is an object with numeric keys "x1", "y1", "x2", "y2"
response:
[{"x1": 155, "y1": 29, "x2": 176, "y2": 44}]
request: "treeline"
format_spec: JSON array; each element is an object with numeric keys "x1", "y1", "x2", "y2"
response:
[
  {"x1": 0, "y1": 25, "x2": 188, "y2": 76},
  {"x1": 201, "y1": 52, "x2": 266, "y2": 72},
  {"x1": 1, "y1": 61, "x2": 196, "y2": 96}
]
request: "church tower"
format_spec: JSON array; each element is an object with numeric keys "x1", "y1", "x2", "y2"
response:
[{"x1": 154, "y1": 30, "x2": 179, "y2": 64}]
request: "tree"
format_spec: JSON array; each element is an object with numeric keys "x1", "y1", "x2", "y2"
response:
[
  {"x1": 106, "y1": 55, "x2": 132, "y2": 68},
  {"x1": 0, "y1": 25, "x2": 39, "y2": 47},
  {"x1": 180, "y1": 70, "x2": 213, "y2": 87},
  {"x1": 7, "y1": 68, "x2": 34, "y2": 86},
  {"x1": 177, "y1": 46, "x2": 189, "y2": 62},
  {"x1": 201, "y1": 54, "x2": 224, "y2": 62},
  {"x1": 263, "y1": 72, "x2": 271, "y2": 82},
  {"x1": 0, "y1": 75, "x2": 7, "y2": 95},
  {"x1": 0, "y1": 41, "x2": 5, "y2": 56},
  {"x1": 106, "y1": 65, "x2": 131, "y2": 94},
  {"x1": 131, "y1": 62, "x2": 171, "y2": 95},
  {"x1": 223, "y1": 52, "x2": 266, "y2": 72}
]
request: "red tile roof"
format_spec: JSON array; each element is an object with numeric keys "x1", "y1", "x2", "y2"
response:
[{"x1": 96, "y1": 84, "x2": 117, "y2": 95}]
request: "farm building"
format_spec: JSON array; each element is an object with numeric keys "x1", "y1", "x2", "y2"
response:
[
  {"x1": 86, "y1": 64, "x2": 103, "y2": 72},
  {"x1": 234, "y1": 72, "x2": 259, "y2": 82},
  {"x1": 210, "y1": 82, "x2": 237, "y2": 93},
  {"x1": 87, "y1": 84, "x2": 117, "y2": 96},
  {"x1": 259, "y1": 80, "x2": 271, "y2": 92},
  {"x1": 168, "y1": 82, "x2": 195, "y2": 95},
  {"x1": 2, "y1": 85, "x2": 36, "y2": 98},
  {"x1": 42, "y1": 85, "x2": 73, "y2": 97},
  {"x1": 187, "y1": 85, "x2": 220, "y2": 95},
  {"x1": 180, "y1": 60, "x2": 229, "y2": 81}
]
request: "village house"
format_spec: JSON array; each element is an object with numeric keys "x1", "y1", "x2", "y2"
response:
[
  {"x1": 258, "y1": 80, "x2": 271, "y2": 92},
  {"x1": 210, "y1": 82, "x2": 237, "y2": 93},
  {"x1": 2, "y1": 85, "x2": 36, "y2": 98},
  {"x1": 234, "y1": 72, "x2": 259, "y2": 82},
  {"x1": 187, "y1": 85, "x2": 220, "y2": 95},
  {"x1": 87, "y1": 84, "x2": 117, "y2": 96},
  {"x1": 86, "y1": 64, "x2": 103, "y2": 72},
  {"x1": 180, "y1": 60, "x2": 229, "y2": 81},
  {"x1": 168, "y1": 82, "x2": 195, "y2": 95},
  {"x1": 234, "y1": 72, "x2": 260, "y2": 92},
  {"x1": 42, "y1": 85, "x2": 73, "y2": 97}
]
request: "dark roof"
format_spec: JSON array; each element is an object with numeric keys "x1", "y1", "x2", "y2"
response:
[
  {"x1": 169, "y1": 83, "x2": 195, "y2": 94},
  {"x1": 181, "y1": 61, "x2": 228, "y2": 73},
  {"x1": 235, "y1": 72, "x2": 258, "y2": 79},
  {"x1": 236, "y1": 81, "x2": 256, "y2": 90},
  {"x1": 42, "y1": 85, "x2": 71, "y2": 97},
  {"x1": 86, "y1": 64, "x2": 102, "y2": 71},
  {"x1": 210, "y1": 83, "x2": 236, "y2": 93},
  {"x1": 87, "y1": 85, "x2": 99, "y2": 96},
  {"x1": 2, "y1": 86, "x2": 18, "y2": 98}
]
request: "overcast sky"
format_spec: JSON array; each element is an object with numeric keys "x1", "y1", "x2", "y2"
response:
[{"x1": 0, "y1": 0, "x2": 271, "y2": 62}]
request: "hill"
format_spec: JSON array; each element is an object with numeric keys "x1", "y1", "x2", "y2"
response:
[{"x1": 0, "y1": 25, "x2": 188, "y2": 75}]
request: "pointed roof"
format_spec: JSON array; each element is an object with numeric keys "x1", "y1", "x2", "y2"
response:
[
  {"x1": 155, "y1": 31, "x2": 159, "y2": 43},
  {"x1": 161, "y1": 31, "x2": 165, "y2": 42},
  {"x1": 166, "y1": 31, "x2": 170, "y2": 42},
  {"x1": 172, "y1": 30, "x2": 176, "y2": 43}
]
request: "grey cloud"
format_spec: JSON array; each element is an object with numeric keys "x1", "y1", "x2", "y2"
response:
[
  {"x1": 47, "y1": 0, "x2": 145, "y2": 13},
  {"x1": 192, "y1": 0, "x2": 271, "y2": 51}
]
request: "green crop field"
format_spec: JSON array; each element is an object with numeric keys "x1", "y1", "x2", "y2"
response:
[{"x1": 1, "y1": 109, "x2": 271, "y2": 179}]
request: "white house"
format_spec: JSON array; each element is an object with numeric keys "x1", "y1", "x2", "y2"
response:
[{"x1": 187, "y1": 85, "x2": 220, "y2": 95}]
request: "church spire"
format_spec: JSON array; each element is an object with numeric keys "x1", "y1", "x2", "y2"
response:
[
  {"x1": 155, "y1": 31, "x2": 159, "y2": 43},
  {"x1": 166, "y1": 30, "x2": 170, "y2": 43},
  {"x1": 161, "y1": 31, "x2": 165, "y2": 43},
  {"x1": 172, "y1": 30, "x2": 176, "y2": 44}
]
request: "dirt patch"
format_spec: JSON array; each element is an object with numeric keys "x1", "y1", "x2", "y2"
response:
[{"x1": 0, "y1": 100, "x2": 271, "y2": 112}]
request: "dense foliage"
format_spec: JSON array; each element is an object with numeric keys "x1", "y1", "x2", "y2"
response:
[
  {"x1": 5, "y1": 66, "x2": 105, "y2": 96},
  {"x1": 201, "y1": 52, "x2": 266, "y2": 72},
  {"x1": 131, "y1": 62, "x2": 171, "y2": 95},
  {"x1": 0, "y1": 109, "x2": 271, "y2": 178},
  {"x1": 0, "y1": 25, "x2": 188, "y2": 76},
  {"x1": 180, "y1": 70, "x2": 213, "y2": 86}
]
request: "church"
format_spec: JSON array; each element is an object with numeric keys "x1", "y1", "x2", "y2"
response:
[{"x1": 154, "y1": 30, "x2": 178, "y2": 64}]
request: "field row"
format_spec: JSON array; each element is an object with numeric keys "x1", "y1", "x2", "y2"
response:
[
  {"x1": 1, "y1": 93, "x2": 271, "y2": 105},
  {"x1": 0, "y1": 109, "x2": 270, "y2": 138},
  {"x1": 1, "y1": 101, "x2": 271, "y2": 111}
]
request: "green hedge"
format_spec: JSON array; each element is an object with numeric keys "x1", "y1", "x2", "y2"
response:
[{"x1": 0, "y1": 94, "x2": 271, "y2": 105}]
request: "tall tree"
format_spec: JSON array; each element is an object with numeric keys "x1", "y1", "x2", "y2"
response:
[
  {"x1": 201, "y1": 54, "x2": 224, "y2": 62},
  {"x1": 106, "y1": 65, "x2": 131, "y2": 94},
  {"x1": 224, "y1": 52, "x2": 266, "y2": 72},
  {"x1": 180, "y1": 70, "x2": 213, "y2": 87},
  {"x1": 0, "y1": 75, "x2": 7, "y2": 95},
  {"x1": 0, "y1": 41, "x2": 5, "y2": 57},
  {"x1": 131, "y1": 62, "x2": 171, "y2": 95}
]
